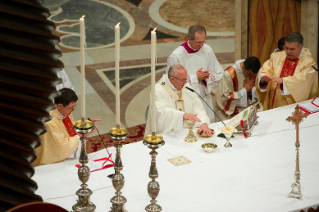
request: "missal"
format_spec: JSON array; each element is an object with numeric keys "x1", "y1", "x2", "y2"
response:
[{"x1": 299, "y1": 98, "x2": 319, "y2": 114}]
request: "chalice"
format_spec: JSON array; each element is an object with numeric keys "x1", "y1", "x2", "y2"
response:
[
  {"x1": 184, "y1": 120, "x2": 197, "y2": 143},
  {"x1": 220, "y1": 126, "x2": 235, "y2": 148}
]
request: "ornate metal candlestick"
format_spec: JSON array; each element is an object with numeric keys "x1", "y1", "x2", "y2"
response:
[
  {"x1": 108, "y1": 126, "x2": 129, "y2": 212},
  {"x1": 286, "y1": 105, "x2": 308, "y2": 200},
  {"x1": 143, "y1": 133, "x2": 165, "y2": 212},
  {"x1": 184, "y1": 120, "x2": 197, "y2": 143},
  {"x1": 72, "y1": 118, "x2": 96, "y2": 212}
]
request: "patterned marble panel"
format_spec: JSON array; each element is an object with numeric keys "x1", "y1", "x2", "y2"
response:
[
  {"x1": 44, "y1": 0, "x2": 130, "y2": 48},
  {"x1": 103, "y1": 65, "x2": 166, "y2": 89}
]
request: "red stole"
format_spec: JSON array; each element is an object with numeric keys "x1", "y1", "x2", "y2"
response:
[
  {"x1": 181, "y1": 41, "x2": 198, "y2": 54},
  {"x1": 62, "y1": 116, "x2": 77, "y2": 137},
  {"x1": 271, "y1": 57, "x2": 299, "y2": 108}
]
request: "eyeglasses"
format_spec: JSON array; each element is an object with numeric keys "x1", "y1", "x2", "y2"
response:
[
  {"x1": 172, "y1": 76, "x2": 188, "y2": 83},
  {"x1": 64, "y1": 105, "x2": 76, "y2": 111},
  {"x1": 191, "y1": 40, "x2": 206, "y2": 45}
]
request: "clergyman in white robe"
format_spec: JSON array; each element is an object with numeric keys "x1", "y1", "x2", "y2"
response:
[
  {"x1": 166, "y1": 41, "x2": 223, "y2": 122},
  {"x1": 145, "y1": 74, "x2": 210, "y2": 136}
]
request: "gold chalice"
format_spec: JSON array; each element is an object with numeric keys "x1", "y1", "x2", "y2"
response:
[
  {"x1": 184, "y1": 120, "x2": 197, "y2": 143},
  {"x1": 220, "y1": 126, "x2": 235, "y2": 148}
]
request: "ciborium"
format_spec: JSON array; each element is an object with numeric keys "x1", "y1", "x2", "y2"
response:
[
  {"x1": 143, "y1": 133, "x2": 165, "y2": 212},
  {"x1": 184, "y1": 120, "x2": 197, "y2": 143},
  {"x1": 108, "y1": 126, "x2": 129, "y2": 212},
  {"x1": 220, "y1": 126, "x2": 235, "y2": 148},
  {"x1": 72, "y1": 118, "x2": 96, "y2": 212}
]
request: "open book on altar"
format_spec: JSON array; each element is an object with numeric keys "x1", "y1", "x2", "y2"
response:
[
  {"x1": 299, "y1": 98, "x2": 319, "y2": 114},
  {"x1": 226, "y1": 102, "x2": 259, "y2": 136}
]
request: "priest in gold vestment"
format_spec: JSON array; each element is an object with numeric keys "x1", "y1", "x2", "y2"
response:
[
  {"x1": 33, "y1": 88, "x2": 98, "y2": 166},
  {"x1": 257, "y1": 32, "x2": 319, "y2": 110}
]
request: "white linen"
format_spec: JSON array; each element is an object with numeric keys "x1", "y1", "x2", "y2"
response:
[{"x1": 33, "y1": 100, "x2": 319, "y2": 212}]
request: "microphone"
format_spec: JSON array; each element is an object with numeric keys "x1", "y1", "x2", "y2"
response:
[
  {"x1": 312, "y1": 65, "x2": 318, "y2": 72},
  {"x1": 185, "y1": 87, "x2": 233, "y2": 138},
  {"x1": 185, "y1": 87, "x2": 226, "y2": 126},
  {"x1": 88, "y1": 118, "x2": 114, "y2": 179}
]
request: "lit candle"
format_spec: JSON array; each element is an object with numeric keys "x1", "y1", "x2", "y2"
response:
[
  {"x1": 151, "y1": 28, "x2": 157, "y2": 133},
  {"x1": 115, "y1": 22, "x2": 120, "y2": 127},
  {"x1": 80, "y1": 15, "x2": 86, "y2": 118}
]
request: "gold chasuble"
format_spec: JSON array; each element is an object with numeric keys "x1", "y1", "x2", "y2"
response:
[
  {"x1": 33, "y1": 109, "x2": 79, "y2": 166},
  {"x1": 257, "y1": 48, "x2": 319, "y2": 110}
]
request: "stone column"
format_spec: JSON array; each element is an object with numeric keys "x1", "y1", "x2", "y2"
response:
[
  {"x1": 301, "y1": 0, "x2": 318, "y2": 64},
  {"x1": 235, "y1": 0, "x2": 249, "y2": 60}
]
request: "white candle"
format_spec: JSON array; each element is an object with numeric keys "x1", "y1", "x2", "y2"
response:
[
  {"x1": 80, "y1": 15, "x2": 86, "y2": 118},
  {"x1": 115, "y1": 22, "x2": 120, "y2": 127},
  {"x1": 151, "y1": 28, "x2": 157, "y2": 133}
]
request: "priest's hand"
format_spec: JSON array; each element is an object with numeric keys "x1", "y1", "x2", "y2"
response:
[
  {"x1": 260, "y1": 75, "x2": 272, "y2": 82},
  {"x1": 198, "y1": 123, "x2": 212, "y2": 136},
  {"x1": 85, "y1": 118, "x2": 102, "y2": 137},
  {"x1": 85, "y1": 126, "x2": 99, "y2": 137},
  {"x1": 244, "y1": 77, "x2": 255, "y2": 92},
  {"x1": 197, "y1": 68, "x2": 210, "y2": 81},
  {"x1": 183, "y1": 113, "x2": 201, "y2": 122},
  {"x1": 271, "y1": 77, "x2": 283, "y2": 84},
  {"x1": 89, "y1": 118, "x2": 102, "y2": 123}
]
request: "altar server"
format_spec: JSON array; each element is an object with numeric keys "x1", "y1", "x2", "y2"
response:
[
  {"x1": 213, "y1": 57, "x2": 261, "y2": 121},
  {"x1": 166, "y1": 24, "x2": 224, "y2": 122},
  {"x1": 257, "y1": 32, "x2": 319, "y2": 110},
  {"x1": 145, "y1": 64, "x2": 211, "y2": 136}
]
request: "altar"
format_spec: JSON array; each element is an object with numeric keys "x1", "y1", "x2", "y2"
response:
[{"x1": 33, "y1": 101, "x2": 319, "y2": 212}]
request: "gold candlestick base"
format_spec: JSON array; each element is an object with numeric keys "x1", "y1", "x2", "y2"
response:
[
  {"x1": 72, "y1": 119, "x2": 96, "y2": 212},
  {"x1": 108, "y1": 127, "x2": 129, "y2": 212},
  {"x1": 143, "y1": 133, "x2": 165, "y2": 212}
]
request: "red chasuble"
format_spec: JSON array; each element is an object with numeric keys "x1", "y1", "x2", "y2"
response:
[{"x1": 62, "y1": 116, "x2": 78, "y2": 137}]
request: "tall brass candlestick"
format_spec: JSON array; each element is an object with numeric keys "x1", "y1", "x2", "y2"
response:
[
  {"x1": 72, "y1": 119, "x2": 96, "y2": 212},
  {"x1": 286, "y1": 105, "x2": 308, "y2": 200},
  {"x1": 108, "y1": 126, "x2": 129, "y2": 212},
  {"x1": 143, "y1": 133, "x2": 165, "y2": 212}
]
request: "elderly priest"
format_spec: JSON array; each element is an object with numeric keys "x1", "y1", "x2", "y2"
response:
[{"x1": 145, "y1": 64, "x2": 211, "y2": 136}]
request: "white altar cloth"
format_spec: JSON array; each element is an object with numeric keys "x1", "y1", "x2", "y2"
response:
[{"x1": 33, "y1": 101, "x2": 319, "y2": 212}]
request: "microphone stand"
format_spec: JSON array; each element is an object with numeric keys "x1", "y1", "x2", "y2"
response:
[
  {"x1": 185, "y1": 87, "x2": 233, "y2": 138},
  {"x1": 88, "y1": 118, "x2": 114, "y2": 179}
]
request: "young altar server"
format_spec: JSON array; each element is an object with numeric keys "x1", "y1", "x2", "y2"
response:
[{"x1": 213, "y1": 57, "x2": 261, "y2": 121}]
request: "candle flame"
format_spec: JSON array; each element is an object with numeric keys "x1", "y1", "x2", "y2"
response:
[
  {"x1": 116, "y1": 22, "x2": 121, "y2": 27},
  {"x1": 152, "y1": 28, "x2": 157, "y2": 32}
]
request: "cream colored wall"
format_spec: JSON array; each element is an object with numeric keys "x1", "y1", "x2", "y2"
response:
[
  {"x1": 235, "y1": 0, "x2": 248, "y2": 60},
  {"x1": 301, "y1": 0, "x2": 318, "y2": 65}
]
